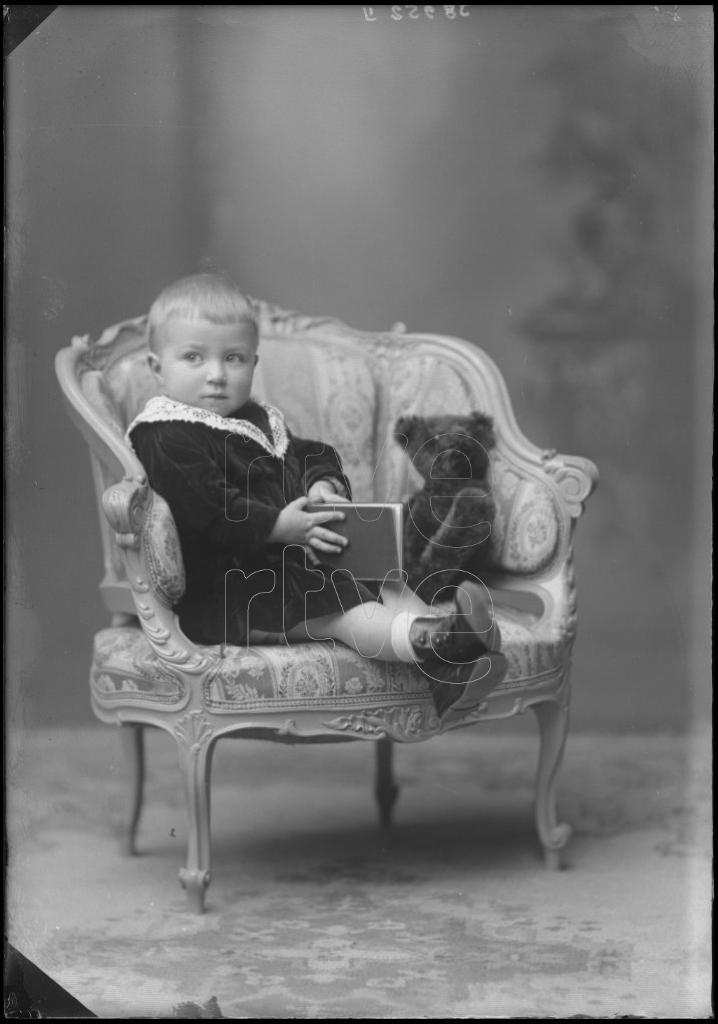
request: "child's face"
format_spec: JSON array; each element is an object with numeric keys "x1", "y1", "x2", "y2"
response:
[{"x1": 149, "y1": 319, "x2": 258, "y2": 415}]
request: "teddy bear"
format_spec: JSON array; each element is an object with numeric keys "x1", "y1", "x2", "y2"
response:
[{"x1": 394, "y1": 411, "x2": 497, "y2": 603}]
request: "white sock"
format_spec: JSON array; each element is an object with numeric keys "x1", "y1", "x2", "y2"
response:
[{"x1": 390, "y1": 610, "x2": 422, "y2": 663}]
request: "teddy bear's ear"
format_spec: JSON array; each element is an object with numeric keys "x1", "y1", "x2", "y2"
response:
[
  {"x1": 394, "y1": 415, "x2": 418, "y2": 441},
  {"x1": 465, "y1": 411, "x2": 496, "y2": 447}
]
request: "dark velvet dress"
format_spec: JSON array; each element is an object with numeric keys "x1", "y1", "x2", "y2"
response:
[{"x1": 128, "y1": 397, "x2": 380, "y2": 646}]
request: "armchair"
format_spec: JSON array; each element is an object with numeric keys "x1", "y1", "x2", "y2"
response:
[{"x1": 56, "y1": 299, "x2": 598, "y2": 913}]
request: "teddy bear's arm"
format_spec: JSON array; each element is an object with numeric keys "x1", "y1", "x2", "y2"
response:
[{"x1": 416, "y1": 486, "x2": 494, "y2": 575}]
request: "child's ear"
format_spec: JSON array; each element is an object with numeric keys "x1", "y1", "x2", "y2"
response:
[{"x1": 147, "y1": 352, "x2": 163, "y2": 378}]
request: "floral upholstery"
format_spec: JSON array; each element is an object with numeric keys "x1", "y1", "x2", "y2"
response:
[
  {"x1": 91, "y1": 628, "x2": 188, "y2": 706},
  {"x1": 488, "y1": 457, "x2": 564, "y2": 575},
  {"x1": 141, "y1": 490, "x2": 186, "y2": 604},
  {"x1": 495, "y1": 605, "x2": 565, "y2": 684},
  {"x1": 203, "y1": 641, "x2": 430, "y2": 713}
]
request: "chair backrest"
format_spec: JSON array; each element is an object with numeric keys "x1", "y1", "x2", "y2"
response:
[{"x1": 57, "y1": 300, "x2": 594, "y2": 620}]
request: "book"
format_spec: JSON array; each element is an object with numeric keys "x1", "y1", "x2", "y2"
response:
[{"x1": 304, "y1": 502, "x2": 404, "y2": 581}]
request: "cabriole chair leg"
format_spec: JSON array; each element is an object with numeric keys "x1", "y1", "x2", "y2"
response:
[
  {"x1": 533, "y1": 697, "x2": 572, "y2": 869},
  {"x1": 375, "y1": 737, "x2": 399, "y2": 828},
  {"x1": 176, "y1": 732, "x2": 215, "y2": 914},
  {"x1": 119, "y1": 723, "x2": 145, "y2": 856}
]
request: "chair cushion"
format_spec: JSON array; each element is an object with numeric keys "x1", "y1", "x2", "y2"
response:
[
  {"x1": 91, "y1": 628, "x2": 189, "y2": 705},
  {"x1": 202, "y1": 641, "x2": 430, "y2": 712},
  {"x1": 495, "y1": 605, "x2": 565, "y2": 684},
  {"x1": 91, "y1": 605, "x2": 564, "y2": 716}
]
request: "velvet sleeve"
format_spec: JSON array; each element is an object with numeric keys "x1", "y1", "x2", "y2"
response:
[
  {"x1": 131, "y1": 422, "x2": 281, "y2": 556},
  {"x1": 290, "y1": 433, "x2": 353, "y2": 500}
]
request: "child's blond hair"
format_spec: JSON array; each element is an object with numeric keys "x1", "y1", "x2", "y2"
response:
[{"x1": 148, "y1": 273, "x2": 258, "y2": 352}]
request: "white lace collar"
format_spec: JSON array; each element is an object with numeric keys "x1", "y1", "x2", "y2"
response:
[{"x1": 125, "y1": 395, "x2": 290, "y2": 458}]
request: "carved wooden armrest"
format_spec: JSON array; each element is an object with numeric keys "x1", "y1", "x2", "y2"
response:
[
  {"x1": 102, "y1": 476, "x2": 186, "y2": 606},
  {"x1": 102, "y1": 475, "x2": 149, "y2": 550},
  {"x1": 539, "y1": 449, "x2": 599, "y2": 520},
  {"x1": 488, "y1": 448, "x2": 598, "y2": 639},
  {"x1": 101, "y1": 477, "x2": 203, "y2": 673}
]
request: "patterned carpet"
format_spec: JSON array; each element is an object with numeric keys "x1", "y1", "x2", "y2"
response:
[{"x1": 6, "y1": 724, "x2": 712, "y2": 1018}]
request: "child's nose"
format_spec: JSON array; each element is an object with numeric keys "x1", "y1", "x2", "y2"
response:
[{"x1": 206, "y1": 362, "x2": 227, "y2": 382}]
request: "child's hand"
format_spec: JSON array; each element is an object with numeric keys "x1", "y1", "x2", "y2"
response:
[
  {"x1": 268, "y1": 496, "x2": 348, "y2": 555},
  {"x1": 305, "y1": 479, "x2": 350, "y2": 504}
]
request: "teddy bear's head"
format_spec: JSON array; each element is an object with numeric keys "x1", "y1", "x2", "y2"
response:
[{"x1": 394, "y1": 412, "x2": 495, "y2": 482}]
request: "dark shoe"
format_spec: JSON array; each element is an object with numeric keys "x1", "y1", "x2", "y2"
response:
[
  {"x1": 410, "y1": 580, "x2": 501, "y2": 670},
  {"x1": 430, "y1": 651, "x2": 509, "y2": 715},
  {"x1": 420, "y1": 647, "x2": 506, "y2": 688}
]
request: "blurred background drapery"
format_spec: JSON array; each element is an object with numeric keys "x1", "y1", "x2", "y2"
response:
[{"x1": 6, "y1": 6, "x2": 712, "y2": 730}]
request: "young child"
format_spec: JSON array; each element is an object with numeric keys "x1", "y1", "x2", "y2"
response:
[{"x1": 126, "y1": 273, "x2": 507, "y2": 708}]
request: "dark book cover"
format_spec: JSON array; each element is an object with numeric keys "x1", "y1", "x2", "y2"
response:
[{"x1": 305, "y1": 502, "x2": 404, "y2": 581}]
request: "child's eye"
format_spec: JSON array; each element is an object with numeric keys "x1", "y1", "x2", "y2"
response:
[
  {"x1": 183, "y1": 352, "x2": 202, "y2": 363},
  {"x1": 226, "y1": 353, "x2": 246, "y2": 364}
]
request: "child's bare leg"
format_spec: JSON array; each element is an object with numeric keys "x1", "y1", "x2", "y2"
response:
[{"x1": 286, "y1": 602, "x2": 404, "y2": 661}]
